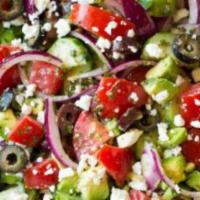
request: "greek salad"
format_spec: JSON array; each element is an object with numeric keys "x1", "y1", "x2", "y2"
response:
[{"x1": 0, "y1": 0, "x2": 200, "y2": 199}]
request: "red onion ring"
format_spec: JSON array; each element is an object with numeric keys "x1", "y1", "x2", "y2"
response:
[
  {"x1": 0, "y1": 51, "x2": 62, "y2": 80},
  {"x1": 188, "y1": 0, "x2": 200, "y2": 24},
  {"x1": 44, "y1": 98, "x2": 78, "y2": 168}
]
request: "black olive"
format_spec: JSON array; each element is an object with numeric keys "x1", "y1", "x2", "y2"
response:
[
  {"x1": 0, "y1": 145, "x2": 28, "y2": 173},
  {"x1": 112, "y1": 37, "x2": 141, "y2": 59},
  {"x1": 57, "y1": 103, "x2": 81, "y2": 135},
  {"x1": 0, "y1": 0, "x2": 23, "y2": 21},
  {"x1": 172, "y1": 34, "x2": 200, "y2": 64},
  {"x1": 137, "y1": 110, "x2": 159, "y2": 132},
  {"x1": 118, "y1": 107, "x2": 143, "y2": 131}
]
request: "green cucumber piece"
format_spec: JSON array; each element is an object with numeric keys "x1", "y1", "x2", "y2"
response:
[
  {"x1": 146, "y1": 57, "x2": 179, "y2": 81},
  {"x1": 162, "y1": 155, "x2": 186, "y2": 183},
  {"x1": 186, "y1": 171, "x2": 200, "y2": 191},
  {"x1": 142, "y1": 78, "x2": 179, "y2": 104},
  {"x1": 48, "y1": 37, "x2": 93, "y2": 73},
  {"x1": 141, "y1": 32, "x2": 175, "y2": 61},
  {"x1": 159, "y1": 127, "x2": 188, "y2": 148},
  {"x1": 78, "y1": 167, "x2": 109, "y2": 200}
]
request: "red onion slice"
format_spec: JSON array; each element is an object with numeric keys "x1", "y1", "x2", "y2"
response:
[
  {"x1": 110, "y1": 60, "x2": 156, "y2": 74},
  {"x1": 41, "y1": 85, "x2": 98, "y2": 103},
  {"x1": 0, "y1": 51, "x2": 62, "y2": 80},
  {"x1": 142, "y1": 144, "x2": 161, "y2": 190},
  {"x1": 23, "y1": 0, "x2": 36, "y2": 15},
  {"x1": 143, "y1": 145, "x2": 200, "y2": 198},
  {"x1": 188, "y1": 0, "x2": 200, "y2": 24},
  {"x1": 45, "y1": 98, "x2": 78, "y2": 168}
]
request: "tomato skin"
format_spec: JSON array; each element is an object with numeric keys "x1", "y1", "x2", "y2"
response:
[
  {"x1": 180, "y1": 83, "x2": 200, "y2": 127},
  {"x1": 24, "y1": 159, "x2": 59, "y2": 189},
  {"x1": 73, "y1": 112, "x2": 110, "y2": 160},
  {"x1": 30, "y1": 61, "x2": 63, "y2": 95},
  {"x1": 97, "y1": 145, "x2": 133, "y2": 185},
  {"x1": 0, "y1": 45, "x2": 21, "y2": 94},
  {"x1": 123, "y1": 67, "x2": 149, "y2": 83},
  {"x1": 129, "y1": 190, "x2": 150, "y2": 200},
  {"x1": 182, "y1": 128, "x2": 200, "y2": 167},
  {"x1": 70, "y1": 4, "x2": 135, "y2": 41},
  {"x1": 96, "y1": 77, "x2": 148, "y2": 119},
  {"x1": 8, "y1": 116, "x2": 44, "y2": 147}
]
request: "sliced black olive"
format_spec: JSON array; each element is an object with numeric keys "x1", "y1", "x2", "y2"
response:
[
  {"x1": 57, "y1": 103, "x2": 81, "y2": 135},
  {"x1": 0, "y1": 0, "x2": 23, "y2": 21},
  {"x1": 172, "y1": 34, "x2": 200, "y2": 64},
  {"x1": 137, "y1": 110, "x2": 159, "y2": 132},
  {"x1": 0, "y1": 145, "x2": 28, "y2": 173},
  {"x1": 118, "y1": 107, "x2": 143, "y2": 131}
]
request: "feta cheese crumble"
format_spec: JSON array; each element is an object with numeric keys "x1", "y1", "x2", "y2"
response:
[
  {"x1": 191, "y1": 120, "x2": 200, "y2": 128},
  {"x1": 164, "y1": 146, "x2": 182, "y2": 158},
  {"x1": 22, "y1": 24, "x2": 40, "y2": 40},
  {"x1": 75, "y1": 95, "x2": 92, "y2": 111},
  {"x1": 145, "y1": 44, "x2": 163, "y2": 59},
  {"x1": 105, "y1": 21, "x2": 118, "y2": 35},
  {"x1": 59, "y1": 168, "x2": 75, "y2": 181},
  {"x1": 174, "y1": 114, "x2": 185, "y2": 127},
  {"x1": 132, "y1": 162, "x2": 142, "y2": 175},
  {"x1": 129, "y1": 92, "x2": 139, "y2": 102},
  {"x1": 110, "y1": 188, "x2": 130, "y2": 200},
  {"x1": 194, "y1": 99, "x2": 200, "y2": 106},
  {"x1": 117, "y1": 129, "x2": 143, "y2": 148},
  {"x1": 96, "y1": 37, "x2": 111, "y2": 52},
  {"x1": 54, "y1": 19, "x2": 71, "y2": 38},
  {"x1": 157, "y1": 122, "x2": 169, "y2": 141},
  {"x1": 153, "y1": 90, "x2": 169, "y2": 103}
]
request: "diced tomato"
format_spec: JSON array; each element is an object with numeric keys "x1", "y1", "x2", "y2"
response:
[
  {"x1": 97, "y1": 145, "x2": 133, "y2": 185},
  {"x1": 30, "y1": 61, "x2": 63, "y2": 95},
  {"x1": 24, "y1": 159, "x2": 59, "y2": 189},
  {"x1": 69, "y1": 4, "x2": 135, "y2": 41},
  {"x1": 96, "y1": 77, "x2": 148, "y2": 119},
  {"x1": 182, "y1": 128, "x2": 200, "y2": 167},
  {"x1": 130, "y1": 190, "x2": 150, "y2": 200},
  {"x1": 0, "y1": 45, "x2": 21, "y2": 94},
  {"x1": 8, "y1": 116, "x2": 44, "y2": 147},
  {"x1": 73, "y1": 112, "x2": 110, "y2": 160},
  {"x1": 180, "y1": 83, "x2": 200, "y2": 127}
]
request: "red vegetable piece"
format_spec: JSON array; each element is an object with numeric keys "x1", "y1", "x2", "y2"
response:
[
  {"x1": 0, "y1": 45, "x2": 21, "y2": 94},
  {"x1": 30, "y1": 61, "x2": 63, "y2": 95},
  {"x1": 69, "y1": 3, "x2": 135, "y2": 41},
  {"x1": 97, "y1": 145, "x2": 133, "y2": 185},
  {"x1": 182, "y1": 128, "x2": 200, "y2": 167},
  {"x1": 73, "y1": 112, "x2": 110, "y2": 160},
  {"x1": 180, "y1": 83, "x2": 200, "y2": 127},
  {"x1": 96, "y1": 77, "x2": 148, "y2": 119},
  {"x1": 24, "y1": 159, "x2": 59, "y2": 189},
  {"x1": 8, "y1": 116, "x2": 44, "y2": 147}
]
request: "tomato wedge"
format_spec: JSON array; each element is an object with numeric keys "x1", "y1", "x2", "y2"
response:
[
  {"x1": 30, "y1": 61, "x2": 63, "y2": 95},
  {"x1": 8, "y1": 116, "x2": 44, "y2": 147},
  {"x1": 24, "y1": 159, "x2": 59, "y2": 189},
  {"x1": 96, "y1": 77, "x2": 148, "y2": 119},
  {"x1": 70, "y1": 4, "x2": 135, "y2": 41},
  {"x1": 182, "y1": 128, "x2": 200, "y2": 167},
  {"x1": 73, "y1": 112, "x2": 110, "y2": 160},
  {"x1": 97, "y1": 145, "x2": 133, "y2": 185},
  {"x1": 180, "y1": 83, "x2": 200, "y2": 127},
  {"x1": 0, "y1": 45, "x2": 21, "y2": 94}
]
